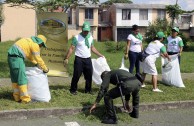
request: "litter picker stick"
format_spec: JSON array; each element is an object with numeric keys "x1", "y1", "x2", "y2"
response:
[{"x1": 116, "y1": 74, "x2": 126, "y2": 110}]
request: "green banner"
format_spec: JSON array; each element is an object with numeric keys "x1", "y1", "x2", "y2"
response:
[{"x1": 37, "y1": 12, "x2": 68, "y2": 77}]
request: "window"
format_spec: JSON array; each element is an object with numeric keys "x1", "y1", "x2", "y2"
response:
[
  {"x1": 139, "y1": 9, "x2": 148, "y2": 20},
  {"x1": 181, "y1": 16, "x2": 190, "y2": 23},
  {"x1": 122, "y1": 9, "x2": 131, "y2": 20},
  {"x1": 85, "y1": 9, "x2": 93, "y2": 19},
  {"x1": 157, "y1": 10, "x2": 166, "y2": 19}
]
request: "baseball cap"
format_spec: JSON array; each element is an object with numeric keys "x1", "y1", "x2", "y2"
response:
[
  {"x1": 82, "y1": 22, "x2": 90, "y2": 32},
  {"x1": 172, "y1": 27, "x2": 179, "y2": 33},
  {"x1": 37, "y1": 34, "x2": 47, "y2": 48},
  {"x1": 156, "y1": 31, "x2": 165, "y2": 39}
]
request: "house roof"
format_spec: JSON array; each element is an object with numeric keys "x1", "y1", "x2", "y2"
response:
[{"x1": 113, "y1": 3, "x2": 166, "y2": 9}]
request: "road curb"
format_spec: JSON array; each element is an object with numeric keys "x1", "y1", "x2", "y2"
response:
[
  {"x1": 1, "y1": 100, "x2": 194, "y2": 120},
  {"x1": 140, "y1": 100, "x2": 194, "y2": 111}
]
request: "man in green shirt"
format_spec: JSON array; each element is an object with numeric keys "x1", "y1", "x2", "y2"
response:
[{"x1": 90, "y1": 69, "x2": 142, "y2": 124}]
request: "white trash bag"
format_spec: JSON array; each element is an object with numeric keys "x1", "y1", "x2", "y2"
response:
[
  {"x1": 161, "y1": 55, "x2": 185, "y2": 88},
  {"x1": 119, "y1": 57, "x2": 129, "y2": 72},
  {"x1": 26, "y1": 67, "x2": 51, "y2": 102},
  {"x1": 92, "y1": 57, "x2": 111, "y2": 85}
]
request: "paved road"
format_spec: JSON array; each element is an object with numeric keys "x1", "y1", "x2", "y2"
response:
[{"x1": 0, "y1": 108, "x2": 193, "y2": 126}]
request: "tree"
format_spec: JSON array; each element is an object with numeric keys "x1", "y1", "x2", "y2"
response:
[
  {"x1": 144, "y1": 18, "x2": 171, "y2": 43},
  {"x1": 102, "y1": 0, "x2": 132, "y2": 6},
  {"x1": 3, "y1": 0, "x2": 100, "y2": 12},
  {"x1": 166, "y1": 4, "x2": 183, "y2": 27},
  {"x1": 145, "y1": 18, "x2": 189, "y2": 48},
  {"x1": 0, "y1": 4, "x2": 3, "y2": 25}
]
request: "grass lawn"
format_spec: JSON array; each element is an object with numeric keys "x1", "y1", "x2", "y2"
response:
[
  {"x1": 0, "y1": 79, "x2": 194, "y2": 124},
  {"x1": 0, "y1": 40, "x2": 194, "y2": 123},
  {"x1": 1, "y1": 40, "x2": 194, "y2": 77},
  {"x1": 0, "y1": 79, "x2": 194, "y2": 110}
]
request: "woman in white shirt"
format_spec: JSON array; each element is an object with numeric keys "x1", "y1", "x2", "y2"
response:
[
  {"x1": 141, "y1": 32, "x2": 170, "y2": 92},
  {"x1": 124, "y1": 25, "x2": 143, "y2": 74}
]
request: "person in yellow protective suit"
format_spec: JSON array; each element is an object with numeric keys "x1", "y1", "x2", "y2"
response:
[{"x1": 7, "y1": 35, "x2": 49, "y2": 103}]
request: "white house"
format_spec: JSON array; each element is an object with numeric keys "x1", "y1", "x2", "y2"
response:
[{"x1": 107, "y1": 3, "x2": 168, "y2": 41}]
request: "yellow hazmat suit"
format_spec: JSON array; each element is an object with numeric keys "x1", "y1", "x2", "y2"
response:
[{"x1": 8, "y1": 35, "x2": 49, "y2": 103}]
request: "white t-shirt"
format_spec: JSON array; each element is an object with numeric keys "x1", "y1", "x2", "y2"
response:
[
  {"x1": 145, "y1": 40, "x2": 164, "y2": 58},
  {"x1": 127, "y1": 34, "x2": 142, "y2": 52},
  {"x1": 74, "y1": 34, "x2": 93, "y2": 58},
  {"x1": 166, "y1": 36, "x2": 183, "y2": 52}
]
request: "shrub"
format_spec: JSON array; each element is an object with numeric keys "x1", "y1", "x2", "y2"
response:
[
  {"x1": 145, "y1": 18, "x2": 171, "y2": 43},
  {"x1": 178, "y1": 32, "x2": 191, "y2": 50},
  {"x1": 104, "y1": 41, "x2": 126, "y2": 53}
]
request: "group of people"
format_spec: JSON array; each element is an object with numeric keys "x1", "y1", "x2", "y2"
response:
[
  {"x1": 124, "y1": 24, "x2": 184, "y2": 92},
  {"x1": 7, "y1": 21, "x2": 183, "y2": 124},
  {"x1": 63, "y1": 22, "x2": 142, "y2": 124}
]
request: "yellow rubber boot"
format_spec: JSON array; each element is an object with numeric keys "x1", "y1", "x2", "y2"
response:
[
  {"x1": 12, "y1": 83, "x2": 20, "y2": 102},
  {"x1": 19, "y1": 85, "x2": 31, "y2": 103}
]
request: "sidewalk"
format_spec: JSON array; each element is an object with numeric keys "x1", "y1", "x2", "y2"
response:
[{"x1": 0, "y1": 73, "x2": 194, "y2": 120}]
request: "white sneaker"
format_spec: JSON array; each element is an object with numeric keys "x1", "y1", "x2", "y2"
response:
[
  {"x1": 141, "y1": 84, "x2": 146, "y2": 88},
  {"x1": 152, "y1": 88, "x2": 163, "y2": 92}
]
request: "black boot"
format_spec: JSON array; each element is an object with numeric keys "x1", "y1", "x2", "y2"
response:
[{"x1": 129, "y1": 110, "x2": 139, "y2": 118}]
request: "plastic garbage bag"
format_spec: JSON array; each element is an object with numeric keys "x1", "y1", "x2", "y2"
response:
[
  {"x1": 119, "y1": 57, "x2": 129, "y2": 72},
  {"x1": 161, "y1": 54, "x2": 185, "y2": 88},
  {"x1": 92, "y1": 57, "x2": 111, "y2": 85},
  {"x1": 26, "y1": 67, "x2": 51, "y2": 102}
]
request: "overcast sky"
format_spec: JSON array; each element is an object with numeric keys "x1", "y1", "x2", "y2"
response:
[{"x1": 100, "y1": 0, "x2": 194, "y2": 11}]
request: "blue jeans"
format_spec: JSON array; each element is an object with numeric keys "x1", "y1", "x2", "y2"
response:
[{"x1": 128, "y1": 51, "x2": 140, "y2": 74}]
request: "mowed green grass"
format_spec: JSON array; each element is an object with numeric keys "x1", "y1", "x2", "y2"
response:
[
  {"x1": 0, "y1": 40, "x2": 194, "y2": 77},
  {"x1": 0, "y1": 40, "x2": 194, "y2": 123},
  {"x1": 0, "y1": 79, "x2": 194, "y2": 111}
]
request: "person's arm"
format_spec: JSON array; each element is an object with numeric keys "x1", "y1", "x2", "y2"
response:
[
  {"x1": 179, "y1": 46, "x2": 183, "y2": 56},
  {"x1": 90, "y1": 84, "x2": 108, "y2": 113},
  {"x1": 160, "y1": 46, "x2": 171, "y2": 61},
  {"x1": 28, "y1": 56, "x2": 37, "y2": 65},
  {"x1": 63, "y1": 45, "x2": 75, "y2": 66},
  {"x1": 124, "y1": 40, "x2": 131, "y2": 59},
  {"x1": 64, "y1": 36, "x2": 77, "y2": 65},
  {"x1": 140, "y1": 43, "x2": 143, "y2": 51},
  {"x1": 65, "y1": 45, "x2": 75, "y2": 60},
  {"x1": 90, "y1": 73, "x2": 110, "y2": 113},
  {"x1": 178, "y1": 38, "x2": 184, "y2": 56},
  {"x1": 91, "y1": 45, "x2": 104, "y2": 57},
  {"x1": 31, "y1": 44, "x2": 49, "y2": 72},
  {"x1": 163, "y1": 38, "x2": 168, "y2": 51}
]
